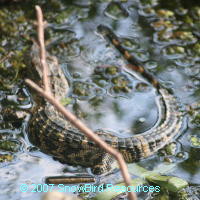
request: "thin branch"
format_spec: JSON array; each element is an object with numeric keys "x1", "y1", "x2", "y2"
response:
[
  {"x1": 26, "y1": 5, "x2": 137, "y2": 200},
  {"x1": 35, "y1": 6, "x2": 51, "y2": 94},
  {"x1": 46, "y1": 175, "x2": 95, "y2": 184}
]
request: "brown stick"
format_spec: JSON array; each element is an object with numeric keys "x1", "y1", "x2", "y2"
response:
[
  {"x1": 35, "y1": 6, "x2": 51, "y2": 94},
  {"x1": 26, "y1": 5, "x2": 137, "y2": 200},
  {"x1": 46, "y1": 176, "x2": 95, "y2": 184}
]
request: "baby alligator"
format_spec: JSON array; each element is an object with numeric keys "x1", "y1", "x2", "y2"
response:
[{"x1": 28, "y1": 25, "x2": 185, "y2": 174}]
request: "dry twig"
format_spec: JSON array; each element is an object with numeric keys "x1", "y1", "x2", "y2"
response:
[
  {"x1": 25, "y1": 5, "x2": 137, "y2": 200},
  {"x1": 35, "y1": 6, "x2": 50, "y2": 94}
]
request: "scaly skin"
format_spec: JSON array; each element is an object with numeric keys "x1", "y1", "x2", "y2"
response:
[{"x1": 28, "y1": 26, "x2": 185, "y2": 174}]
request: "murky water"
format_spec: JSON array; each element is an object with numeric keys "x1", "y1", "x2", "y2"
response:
[{"x1": 0, "y1": 0, "x2": 200, "y2": 199}]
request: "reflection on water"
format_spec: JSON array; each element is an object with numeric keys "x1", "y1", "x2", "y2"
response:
[{"x1": 0, "y1": 0, "x2": 199, "y2": 199}]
